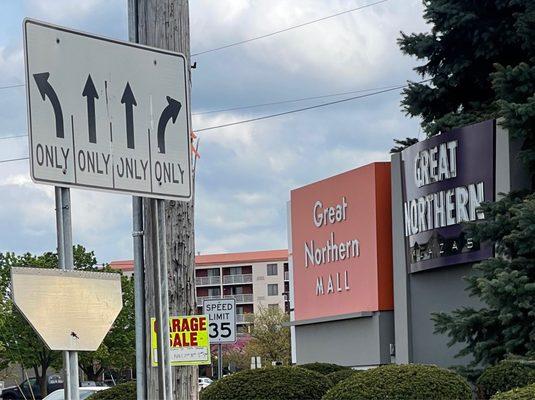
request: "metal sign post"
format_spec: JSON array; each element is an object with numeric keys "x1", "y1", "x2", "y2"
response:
[
  {"x1": 55, "y1": 187, "x2": 79, "y2": 400},
  {"x1": 203, "y1": 298, "x2": 237, "y2": 379},
  {"x1": 132, "y1": 196, "x2": 146, "y2": 399},
  {"x1": 24, "y1": 18, "x2": 192, "y2": 400}
]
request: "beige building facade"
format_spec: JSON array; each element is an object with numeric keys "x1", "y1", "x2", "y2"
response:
[{"x1": 110, "y1": 249, "x2": 289, "y2": 333}]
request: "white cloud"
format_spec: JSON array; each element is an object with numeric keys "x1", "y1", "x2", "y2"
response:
[{"x1": 0, "y1": 0, "x2": 427, "y2": 261}]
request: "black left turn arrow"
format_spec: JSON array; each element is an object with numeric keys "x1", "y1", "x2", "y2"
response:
[
  {"x1": 82, "y1": 74, "x2": 99, "y2": 144},
  {"x1": 157, "y1": 96, "x2": 181, "y2": 154},
  {"x1": 121, "y1": 82, "x2": 137, "y2": 149},
  {"x1": 33, "y1": 72, "x2": 64, "y2": 138}
]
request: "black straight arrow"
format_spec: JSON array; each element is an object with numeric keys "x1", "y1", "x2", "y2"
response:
[
  {"x1": 121, "y1": 82, "x2": 137, "y2": 149},
  {"x1": 33, "y1": 72, "x2": 64, "y2": 138},
  {"x1": 157, "y1": 96, "x2": 181, "y2": 154},
  {"x1": 82, "y1": 74, "x2": 99, "y2": 144}
]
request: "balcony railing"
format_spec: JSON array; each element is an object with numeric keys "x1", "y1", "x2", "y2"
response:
[
  {"x1": 195, "y1": 276, "x2": 221, "y2": 286},
  {"x1": 284, "y1": 271, "x2": 289, "y2": 281},
  {"x1": 196, "y1": 295, "x2": 222, "y2": 306},
  {"x1": 223, "y1": 294, "x2": 253, "y2": 303},
  {"x1": 223, "y1": 274, "x2": 253, "y2": 285}
]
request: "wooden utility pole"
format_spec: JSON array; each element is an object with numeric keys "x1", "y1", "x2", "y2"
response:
[{"x1": 127, "y1": 1, "x2": 197, "y2": 399}]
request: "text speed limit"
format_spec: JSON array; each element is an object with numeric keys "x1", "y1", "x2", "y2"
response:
[{"x1": 203, "y1": 298, "x2": 236, "y2": 344}]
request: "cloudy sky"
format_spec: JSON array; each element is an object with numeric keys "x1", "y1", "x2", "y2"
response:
[{"x1": 0, "y1": 0, "x2": 427, "y2": 263}]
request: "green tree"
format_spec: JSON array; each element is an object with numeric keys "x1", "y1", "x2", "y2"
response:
[
  {"x1": 0, "y1": 246, "x2": 135, "y2": 395},
  {"x1": 389, "y1": 137, "x2": 418, "y2": 153},
  {"x1": 78, "y1": 274, "x2": 135, "y2": 381},
  {"x1": 433, "y1": 193, "x2": 535, "y2": 365},
  {"x1": 399, "y1": 0, "x2": 535, "y2": 366},
  {"x1": 0, "y1": 250, "x2": 64, "y2": 397},
  {"x1": 246, "y1": 306, "x2": 291, "y2": 366}
]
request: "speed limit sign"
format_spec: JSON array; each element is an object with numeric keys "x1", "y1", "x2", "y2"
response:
[{"x1": 203, "y1": 298, "x2": 237, "y2": 344}]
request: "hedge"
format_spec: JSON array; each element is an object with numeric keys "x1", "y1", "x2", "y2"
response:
[
  {"x1": 298, "y1": 362, "x2": 349, "y2": 375},
  {"x1": 326, "y1": 369, "x2": 359, "y2": 385},
  {"x1": 477, "y1": 361, "x2": 535, "y2": 399},
  {"x1": 89, "y1": 381, "x2": 135, "y2": 400},
  {"x1": 322, "y1": 364, "x2": 472, "y2": 400},
  {"x1": 200, "y1": 366, "x2": 332, "y2": 400},
  {"x1": 491, "y1": 383, "x2": 535, "y2": 400}
]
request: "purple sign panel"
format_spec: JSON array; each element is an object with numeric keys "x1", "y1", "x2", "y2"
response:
[{"x1": 401, "y1": 119, "x2": 495, "y2": 273}]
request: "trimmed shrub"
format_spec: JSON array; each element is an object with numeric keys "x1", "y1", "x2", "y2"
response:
[
  {"x1": 491, "y1": 383, "x2": 535, "y2": 400},
  {"x1": 89, "y1": 381, "x2": 135, "y2": 400},
  {"x1": 326, "y1": 369, "x2": 359, "y2": 385},
  {"x1": 298, "y1": 362, "x2": 349, "y2": 375},
  {"x1": 200, "y1": 366, "x2": 332, "y2": 400},
  {"x1": 477, "y1": 361, "x2": 535, "y2": 399},
  {"x1": 322, "y1": 364, "x2": 472, "y2": 400}
]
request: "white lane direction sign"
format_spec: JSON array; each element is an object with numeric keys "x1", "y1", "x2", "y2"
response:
[
  {"x1": 24, "y1": 19, "x2": 192, "y2": 200},
  {"x1": 203, "y1": 298, "x2": 237, "y2": 344}
]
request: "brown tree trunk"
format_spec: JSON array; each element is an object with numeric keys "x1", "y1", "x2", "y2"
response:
[
  {"x1": 35, "y1": 365, "x2": 48, "y2": 397},
  {"x1": 128, "y1": 1, "x2": 197, "y2": 399}
]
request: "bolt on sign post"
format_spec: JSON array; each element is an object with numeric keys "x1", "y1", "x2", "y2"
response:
[
  {"x1": 151, "y1": 316, "x2": 211, "y2": 366},
  {"x1": 203, "y1": 299, "x2": 237, "y2": 379},
  {"x1": 23, "y1": 17, "x2": 192, "y2": 400}
]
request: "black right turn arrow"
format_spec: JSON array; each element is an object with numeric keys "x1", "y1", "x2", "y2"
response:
[
  {"x1": 33, "y1": 72, "x2": 64, "y2": 139},
  {"x1": 157, "y1": 96, "x2": 181, "y2": 154},
  {"x1": 121, "y1": 82, "x2": 137, "y2": 149},
  {"x1": 82, "y1": 74, "x2": 99, "y2": 144}
]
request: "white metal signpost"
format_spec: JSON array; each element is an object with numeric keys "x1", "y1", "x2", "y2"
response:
[
  {"x1": 203, "y1": 298, "x2": 237, "y2": 379},
  {"x1": 23, "y1": 18, "x2": 192, "y2": 400},
  {"x1": 24, "y1": 19, "x2": 192, "y2": 200}
]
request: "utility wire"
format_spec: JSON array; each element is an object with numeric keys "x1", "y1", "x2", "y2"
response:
[
  {"x1": 191, "y1": 0, "x2": 388, "y2": 56},
  {"x1": 195, "y1": 83, "x2": 407, "y2": 132},
  {"x1": 0, "y1": 80, "x2": 424, "y2": 164},
  {"x1": 0, "y1": 1, "x2": 389, "y2": 89},
  {"x1": 0, "y1": 134, "x2": 28, "y2": 140},
  {"x1": 0, "y1": 83, "x2": 24, "y2": 90},
  {"x1": 192, "y1": 83, "x2": 403, "y2": 115},
  {"x1": 0, "y1": 156, "x2": 29, "y2": 164}
]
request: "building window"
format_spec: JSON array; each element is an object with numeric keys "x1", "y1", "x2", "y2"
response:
[
  {"x1": 231, "y1": 286, "x2": 244, "y2": 295},
  {"x1": 268, "y1": 284, "x2": 278, "y2": 296},
  {"x1": 267, "y1": 263, "x2": 278, "y2": 276},
  {"x1": 268, "y1": 304, "x2": 279, "y2": 310},
  {"x1": 229, "y1": 266, "x2": 242, "y2": 276},
  {"x1": 207, "y1": 268, "x2": 220, "y2": 277},
  {"x1": 207, "y1": 287, "x2": 221, "y2": 297}
]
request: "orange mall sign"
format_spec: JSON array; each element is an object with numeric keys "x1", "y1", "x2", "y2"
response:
[{"x1": 151, "y1": 315, "x2": 210, "y2": 366}]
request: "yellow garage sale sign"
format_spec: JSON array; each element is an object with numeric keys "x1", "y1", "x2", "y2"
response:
[{"x1": 151, "y1": 315, "x2": 210, "y2": 366}]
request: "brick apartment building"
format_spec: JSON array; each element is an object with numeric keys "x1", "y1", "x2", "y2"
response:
[{"x1": 110, "y1": 249, "x2": 290, "y2": 332}]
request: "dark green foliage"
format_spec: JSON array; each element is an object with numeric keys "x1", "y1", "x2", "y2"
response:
[
  {"x1": 298, "y1": 362, "x2": 348, "y2": 375},
  {"x1": 492, "y1": 59, "x2": 535, "y2": 182},
  {"x1": 322, "y1": 364, "x2": 471, "y2": 400},
  {"x1": 88, "y1": 382, "x2": 136, "y2": 400},
  {"x1": 390, "y1": 137, "x2": 418, "y2": 153},
  {"x1": 402, "y1": 0, "x2": 535, "y2": 366},
  {"x1": 476, "y1": 361, "x2": 535, "y2": 399},
  {"x1": 491, "y1": 383, "x2": 535, "y2": 400},
  {"x1": 200, "y1": 366, "x2": 332, "y2": 400},
  {"x1": 325, "y1": 369, "x2": 359, "y2": 385},
  {"x1": 398, "y1": 0, "x2": 531, "y2": 136},
  {"x1": 449, "y1": 365, "x2": 484, "y2": 385},
  {"x1": 433, "y1": 193, "x2": 535, "y2": 365}
]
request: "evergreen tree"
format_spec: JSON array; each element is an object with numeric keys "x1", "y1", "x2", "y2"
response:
[{"x1": 400, "y1": 0, "x2": 535, "y2": 366}]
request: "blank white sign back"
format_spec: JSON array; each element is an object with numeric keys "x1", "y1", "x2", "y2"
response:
[{"x1": 24, "y1": 19, "x2": 192, "y2": 200}]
